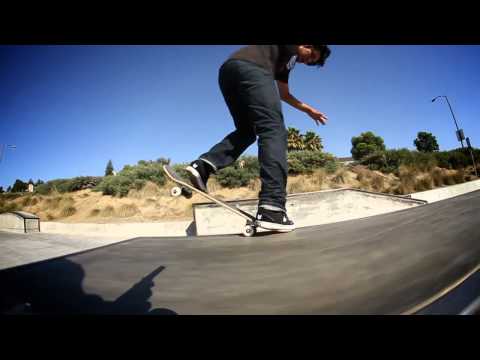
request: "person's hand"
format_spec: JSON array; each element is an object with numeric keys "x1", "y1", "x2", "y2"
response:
[{"x1": 306, "y1": 107, "x2": 328, "y2": 126}]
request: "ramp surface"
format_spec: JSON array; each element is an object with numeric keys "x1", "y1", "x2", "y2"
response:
[{"x1": 1, "y1": 191, "x2": 479, "y2": 314}]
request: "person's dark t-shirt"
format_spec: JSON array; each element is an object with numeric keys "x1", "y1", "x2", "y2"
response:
[{"x1": 228, "y1": 45, "x2": 298, "y2": 83}]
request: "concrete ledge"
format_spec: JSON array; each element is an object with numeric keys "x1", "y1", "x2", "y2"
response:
[
  {"x1": 41, "y1": 220, "x2": 195, "y2": 237},
  {"x1": 410, "y1": 179, "x2": 480, "y2": 203},
  {"x1": 193, "y1": 188, "x2": 427, "y2": 236}
]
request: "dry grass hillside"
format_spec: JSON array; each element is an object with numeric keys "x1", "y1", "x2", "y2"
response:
[{"x1": 1, "y1": 165, "x2": 476, "y2": 223}]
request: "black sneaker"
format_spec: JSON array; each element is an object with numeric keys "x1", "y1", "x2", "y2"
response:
[
  {"x1": 256, "y1": 207, "x2": 295, "y2": 232},
  {"x1": 185, "y1": 159, "x2": 213, "y2": 193}
]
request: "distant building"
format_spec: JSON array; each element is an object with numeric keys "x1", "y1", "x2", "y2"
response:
[{"x1": 28, "y1": 184, "x2": 34, "y2": 193}]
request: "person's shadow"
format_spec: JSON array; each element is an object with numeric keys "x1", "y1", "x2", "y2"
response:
[{"x1": 0, "y1": 258, "x2": 177, "y2": 315}]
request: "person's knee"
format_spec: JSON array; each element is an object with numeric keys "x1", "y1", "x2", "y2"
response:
[{"x1": 239, "y1": 130, "x2": 256, "y2": 146}]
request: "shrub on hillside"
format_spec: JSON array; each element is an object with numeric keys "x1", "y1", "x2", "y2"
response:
[
  {"x1": 209, "y1": 156, "x2": 260, "y2": 189},
  {"x1": 288, "y1": 151, "x2": 332, "y2": 175},
  {"x1": 447, "y1": 150, "x2": 470, "y2": 169},
  {"x1": 434, "y1": 149, "x2": 475, "y2": 170},
  {"x1": 35, "y1": 177, "x2": 103, "y2": 195},
  {"x1": 121, "y1": 162, "x2": 166, "y2": 186},
  {"x1": 409, "y1": 151, "x2": 437, "y2": 172},
  {"x1": 361, "y1": 149, "x2": 437, "y2": 173},
  {"x1": 61, "y1": 206, "x2": 77, "y2": 217},
  {"x1": 94, "y1": 175, "x2": 135, "y2": 197},
  {"x1": 360, "y1": 151, "x2": 387, "y2": 171},
  {"x1": 95, "y1": 161, "x2": 166, "y2": 197},
  {"x1": 216, "y1": 167, "x2": 255, "y2": 188},
  {"x1": 324, "y1": 160, "x2": 339, "y2": 174}
]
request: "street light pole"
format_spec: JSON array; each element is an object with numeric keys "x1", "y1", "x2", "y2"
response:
[
  {"x1": 466, "y1": 137, "x2": 478, "y2": 177},
  {"x1": 432, "y1": 95, "x2": 465, "y2": 149},
  {"x1": 432, "y1": 96, "x2": 478, "y2": 177}
]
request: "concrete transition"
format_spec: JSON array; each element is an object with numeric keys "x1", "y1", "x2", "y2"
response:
[{"x1": 194, "y1": 188, "x2": 426, "y2": 236}]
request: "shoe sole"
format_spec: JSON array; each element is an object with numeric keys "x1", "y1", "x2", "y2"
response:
[
  {"x1": 256, "y1": 220, "x2": 296, "y2": 232},
  {"x1": 186, "y1": 166, "x2": 208, "y2": 193}
]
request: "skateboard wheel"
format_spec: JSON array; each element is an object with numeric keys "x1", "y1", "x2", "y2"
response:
[
  {"x1": 171, "y1": 186, "x2": 182, "y2": 197},
  {"x1": 243, "y1": 224, "x2": 256, "y2": 237}
]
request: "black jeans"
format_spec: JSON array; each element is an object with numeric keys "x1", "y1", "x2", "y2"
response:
[{"x1": 199, "y1": 59, "x2": 288, "y2": 211}]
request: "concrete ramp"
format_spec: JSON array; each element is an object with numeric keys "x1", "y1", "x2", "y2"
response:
[
  {"x1": 0, "y1": 211, "x2": 40, "y2": 233},
  {"x1": 1, "y1": 190, "x2": 479, "y2": 315},
  {"x1": 193, "y1": 189, "x2": 427, "y2": 236}
]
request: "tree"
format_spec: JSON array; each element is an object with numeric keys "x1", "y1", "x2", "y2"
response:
[
  {"x1": 287, "y1": 127, "x2": 305, "y2": 152},
  {"x1": 11, "y1": 179, "x2": 28, "y2": 193},
  {"x1": 304, "y1": 131, "x2": 323, "y2": 152},
  {"x1": 28, "y1": 178, "x2": 34, "y2": 185},
  {"x1": 0, "y1": 186, "x2": 4, "y2": 194},
  {"x1": 351, "y1": 131, "x2": 386, "y2": 160},
  {"x1": 7, "y1": 186, "x2": 12, "y2": 193},
  {"x1": 414, "y1": 131, "x2": 439, "y2": 153},
  {"x1": 35, "y1": 179, "x2": 45, "y2": 186},
  {"x1": 105, "y1": 160, "x2": 114, "y2": 176}
]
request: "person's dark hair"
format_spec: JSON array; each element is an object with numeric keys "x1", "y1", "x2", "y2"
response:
[{"x1": 310, "y1": 45, "x2": 331, "y2": 67}]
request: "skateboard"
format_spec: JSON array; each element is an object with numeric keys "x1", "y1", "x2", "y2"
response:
[{"x1": 163, "y1": 165, "x2": 260, "y2": 237}]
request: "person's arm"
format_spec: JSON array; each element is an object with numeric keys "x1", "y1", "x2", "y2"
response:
[{"x1": 277, "y1": 80, "x2": 328, "y2": 126}]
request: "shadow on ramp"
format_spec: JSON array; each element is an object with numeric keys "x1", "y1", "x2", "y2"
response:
[{"x1": 0, "y1": 259, "x2": 177, "y2": 315}]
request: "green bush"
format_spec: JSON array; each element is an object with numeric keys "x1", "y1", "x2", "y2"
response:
[
  {"x1": 95, "y1": 161, "x2": 167, "y2": 197},
  {"x1": 35, "y1": 177, "x2": 103, "y2": 195},
  {"x1": 384, "y1": 149, "x2": 413, "y2": 173},
  {"x1": 94, "y1": 175, "x2": 133, "y2": 197},
  {"x1": 287, "y1": 157, "x2": 308, "y2": 175},
  {"x1": 67, "y1": 177, "x2": 103, "y2": 192},
  {"x1": 410, "y1": 151, "x2": 437, "y2": 172},
  {"x1": 207, "y1": 156, "x2": 261, "y2": 189},
  {"x1": 287, "y1": 151, "x2": 332, "y2": 175},
  {"x1": 133, "y1": 179, "x2": 146, "y2": 190},
  {"x1": 434, "y1": 152, "x2": 451, "y2": 169},
  {"x1": 216, "y1": 167, "x2": 255, "y2": 188},
  {"x1": 434, "y1": 149, "x2": 477, "y2": 170},
  {"x1": 361, "y1": 151, "x2": 387, "y2": 171},
  {"x1": 121, "y1": 162, "x2": 166, "y2": 186},
  {"x1": 361, "y1": 149, "x2": 437, "y2": 173},
  {"x1": 324, "y1": 160, "x2": 339, "y2": 174},
  {"x1": 447, "y1": 150, "x2": 470, "y2": 169},
  {"x1": 238, "y1": 155, "x2": 260, "y2": 175}
]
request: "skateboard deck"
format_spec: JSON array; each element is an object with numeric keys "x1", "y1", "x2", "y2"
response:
[{"x1": 163, "y1": 165, "x2": 259, "y2": 236}]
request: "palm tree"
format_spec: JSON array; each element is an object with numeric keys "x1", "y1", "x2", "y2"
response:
[
  {"x1": 304, "y1": 131, "x2": 323, "y2": 152},
  {"x1": 287, "y1": 127, "x2": 305, "y2": 152}
]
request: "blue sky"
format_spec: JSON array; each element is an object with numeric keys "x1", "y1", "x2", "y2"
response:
[{"x1": 1, "y1": 45, "x2": 479, "y2": 189}]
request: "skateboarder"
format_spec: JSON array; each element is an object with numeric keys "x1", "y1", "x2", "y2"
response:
[{"x1": 186, "y1": 45, "x2": 331, "y2": 232}]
